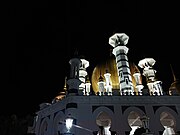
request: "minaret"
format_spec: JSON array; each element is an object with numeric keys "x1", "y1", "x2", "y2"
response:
[
  {"x1": 109, "y1": 33, "x2": 134, "y2": 95},
  {"x1": 104, "y1": 69, "x2": 112, "y2": 95},
  {"x1": 133, "y1": 64, "x2": 144, "y2": 95},
  {"x1": 66, "y1": 57, "x2": 82, "y2": 95},
  {"x1": 85, "y1": 75, "x2": 91, "y2": 96},
  {"x1": 138, "y1": 58, "x2": 163, "y2": 95},
  {"x1": 79, "y1": 58, "x2": 89, "y2": 95},
  {"x1": 97, "y1": 72, "x2": 105, "y2": 96}
]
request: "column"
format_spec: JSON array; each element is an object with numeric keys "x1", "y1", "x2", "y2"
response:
[{"x1": 109, "y1": 33, "x2": 134, "y2": 95}]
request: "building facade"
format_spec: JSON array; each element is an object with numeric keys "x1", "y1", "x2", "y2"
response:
[{"x1": 28, "y1": 33, "x2": 180, "y2": 135}]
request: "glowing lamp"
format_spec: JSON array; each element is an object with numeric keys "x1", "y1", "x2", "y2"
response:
[{"x1": 65, "y1": 115, "x2": 73, "y2": 133}]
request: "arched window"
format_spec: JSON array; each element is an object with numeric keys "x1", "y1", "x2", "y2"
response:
[
  {"x1": 52, "y1": 111, "x2": 66, "y2": 135},
  {"x1": 40, "y1": 120, "x2": 48, "y2": 135},
  {"x1": 128, "y1": 111, "x2": 142, "y2": 135},
  {"x1": 160, "y1": 112, "x2": 176, "y2": 135},
  {"x1": 96, "y1": 111, "x2": 112, "y2": 135}
]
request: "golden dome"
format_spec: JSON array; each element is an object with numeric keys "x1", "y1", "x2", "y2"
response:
[{"x1": 91, "y1": 56, "x2": 141, "y2": 94}]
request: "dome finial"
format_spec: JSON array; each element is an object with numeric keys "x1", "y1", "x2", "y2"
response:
[
  {"x1": 73, "y1": 48, "x2": 79, "y2": 58},
  {"x1": 64, "y1": 76, "x2": 67, "y2": 91},
  {"x1": 170, "y1": 64, "x2": 177, "y2": 82}
]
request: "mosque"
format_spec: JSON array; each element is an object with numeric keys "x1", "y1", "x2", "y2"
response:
[{"x1": 28, "y1": 33, "x2": 180, "y2": 135}]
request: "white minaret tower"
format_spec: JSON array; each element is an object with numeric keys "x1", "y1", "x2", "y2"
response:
[
  {"x1": 138, "y1": 58, "x2": 163, "y2": 95},
  {"x1": 133, "y1": 64, "x2": 144, "y2": 95},
  {"x1": 79, "y1": 58, "x2": 89, "y2": 95},
  {"x1": 104, "y1": 69, "x2": 112, "y2": 95},
  {"x1": 85, "y1": 75, "x2": 91, "y2": 96},
  {"x1": 97, "y1": 72, "x2": 106, "y2": 96},
  {"x1": 66, "y1": 57, "x2": 82, "y2": 95},
  {"x1": 109, "y1": 33, "x2": 134, "y2": 95}
]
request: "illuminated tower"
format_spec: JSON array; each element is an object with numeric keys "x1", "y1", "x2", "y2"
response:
[
  {"x1": 133, "y1": 64, "x2": 144, "y2": 95},
  {"x1": 66, "y1": 57, "x2": 82, "y2": 95},
  {"x1": 138, "y1": 58, "x2": 163, "y2": 95},
  {"x1": 79, "y1": 58, "x2": 89, "y2": 95},
  {"x1": 104, "y1": 69, "x2": 112, "y2": 95},
  {"x1": 109, "y1": 33, "x2": 134, "y2": 95},
  {"x1": 97, "y1": 72, "x2": 105, "y2": 96},
  {"x1": 85, "y1": 75, "x2": 91, "y2": 96}
]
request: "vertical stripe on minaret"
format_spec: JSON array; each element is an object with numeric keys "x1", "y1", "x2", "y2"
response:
[
  {"x1": 79, "y1": 59, "x2": 89, "y2": 95},
  {"x1": 109, "y1": 33, "x2": 134, "y2": 95}
]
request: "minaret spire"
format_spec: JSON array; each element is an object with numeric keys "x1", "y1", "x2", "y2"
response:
[
  {"x1": 64, "y1": 76, "x2": 67, "y2": 92},
  {"x1": 170, "y1": 64, "x2": 177, "y2": 82},
  {"x1": 74, "y1": 48, "x2": 79, "y2": 57}
]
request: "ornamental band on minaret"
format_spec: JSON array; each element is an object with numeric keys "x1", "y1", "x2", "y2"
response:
[{"x1": 109, "y1": 33, "x2": 134, "y2": 95}]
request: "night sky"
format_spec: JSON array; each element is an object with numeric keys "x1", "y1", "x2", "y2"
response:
[{"x1": 3, "y1": 0, "x2": 180, "y2": 117}]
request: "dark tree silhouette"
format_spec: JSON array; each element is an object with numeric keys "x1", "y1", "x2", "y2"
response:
[{"x1": 0, "y1": 114, "x2": 34, "y2": 135}]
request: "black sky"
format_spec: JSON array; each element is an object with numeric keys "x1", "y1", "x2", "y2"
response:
[{"x1": 3, "y1": 0, "x2": 180, "y2": 117}]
